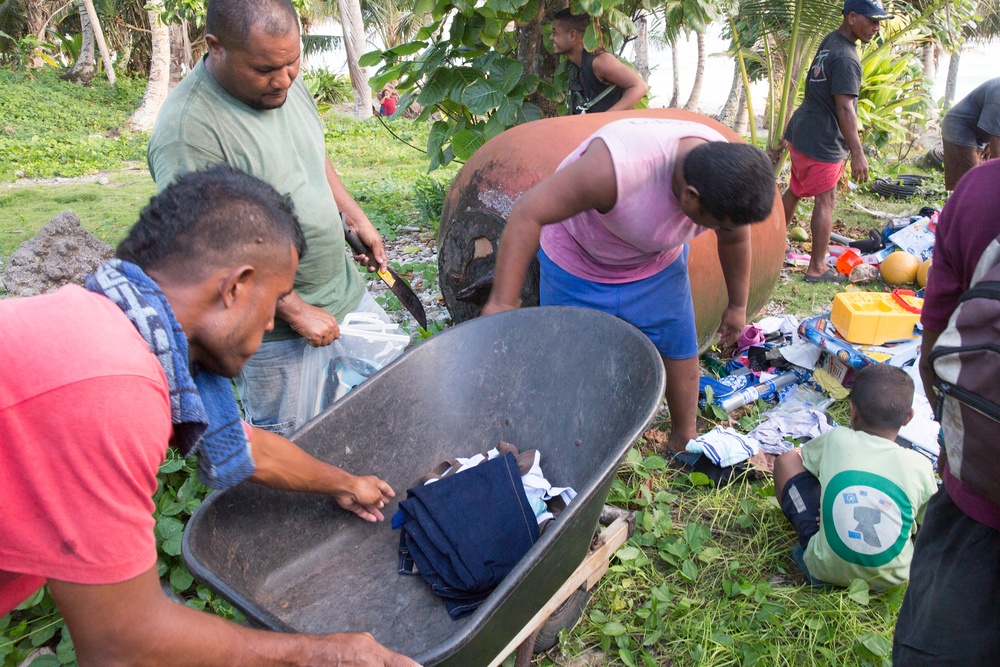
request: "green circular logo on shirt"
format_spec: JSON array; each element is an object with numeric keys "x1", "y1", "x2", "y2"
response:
[{"x1": 821, "y1": 470, "x2": 913, "y2": 568}]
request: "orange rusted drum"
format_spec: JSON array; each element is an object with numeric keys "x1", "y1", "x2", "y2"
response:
[{"x1": 437, "y1": 109, "x2": 785, "y2": 349}]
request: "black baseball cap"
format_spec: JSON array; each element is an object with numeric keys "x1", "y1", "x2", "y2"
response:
[{"x1": 843, "y1": 0, "x2": 895, "y2": 20}]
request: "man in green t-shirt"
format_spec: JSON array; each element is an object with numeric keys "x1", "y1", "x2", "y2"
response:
[
  {"x1": 148, "y1": 0, "x2": 388, "y2": 436},
  {"x1": 773, "y1": 364, "x2": 937, "y2": 589}
]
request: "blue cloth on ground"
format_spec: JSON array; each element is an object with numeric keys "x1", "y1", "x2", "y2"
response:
[
  {"x1": 86, "y1": 260, "x2": 255, "y2": 489},
  {"x1": 395, "y1": 453, "x2": 540, "y2": 619}
]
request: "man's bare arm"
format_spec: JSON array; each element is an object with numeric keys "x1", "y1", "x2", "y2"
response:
[
  {"x1": 249, "y1": 425, "x2": 394, "y2": 522},
  {"x1": 49, "y1": 569, "x2": 420, "y2": 667},
  {"x1": 834, "y1": 93, "x2": 869, "y2": 183},
  {"x1": 276, "y1": 290, "x2": 340, "y2": 346},
  {"x1": 714, "y1": 226, "x2": 752, "y2": 348},
  {"x1": 592, "y1": 52, "x2": 648, "y2": 111},
  {"x1": 325, "y1": 158, "x2": 387, "y2": 273},
  {"x1": 482, "y1": 140, "x2": 618, "y2": 314}
]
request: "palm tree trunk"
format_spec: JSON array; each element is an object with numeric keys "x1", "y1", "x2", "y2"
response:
[
  {"x1": 717, "y1": 59, "x2": 742, "y2": 125},
  {"x1": 61, "y1": 0, "x2": 95, "y2": 84},
  {"x1": 634, "y1": 15, "x2": 649, "y2": 82},
  {"x1": 337, "y1": 0, "x2": 372, "y2": 119},
  {"x1": 944, "y1": 49, "x2": 960, "y2": 111},
  {"x1": 920, "y1": 41, "x2": 935, "y2": 89},
  {"x1": 735, "y1": 87, "x2": 748, "y2": 135},
  {"x1": 683, "y1": 29, "x2": 705, "y2": 111},
  {"x1": 669, "y1": 40, "x2": 680, "y2": 107},
  {"x1": 81, "y1": 0, "x2": 115, "y2": 86},
  {"x1": 128, "y1": 0, "x2": 169, "y2": 131}
]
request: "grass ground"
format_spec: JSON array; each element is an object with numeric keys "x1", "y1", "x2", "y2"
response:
[{"x1": 0, "y1": 70, "x2": 944, "y2": 667}]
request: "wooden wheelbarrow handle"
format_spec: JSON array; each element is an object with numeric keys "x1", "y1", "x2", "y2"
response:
[{"x1": 490, "y1": 510, "x2": 635, "y2": 667}]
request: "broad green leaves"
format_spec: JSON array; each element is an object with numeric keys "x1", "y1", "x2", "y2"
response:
[{"x1": 363, "y1": 0, "x2": 637, "y2": 169}]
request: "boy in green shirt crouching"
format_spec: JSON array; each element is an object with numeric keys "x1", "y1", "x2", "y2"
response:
[{"x1": 773, "y1": 364, "x2": 938, "y2": 589}]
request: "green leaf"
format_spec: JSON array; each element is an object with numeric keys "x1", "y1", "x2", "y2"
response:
[
  {"x1": 480, "y1": 18, "x2": 503, "y2": 46},
  {"x1": 358, "y1": 49, "x2": 383, "y2": 68},
  {"x1": 689, "y1": 471, "x2": 712, "y2": 486},
  {"x1": 615, "y1": 546, "x2": 642, "y2": 561},
  {"x1": 605, "y1": 7, "x2": 637, "y2": 37},
  {"x1": 857, "y1": 631, "x2": 891, "y2": 657},
  {"x1": 156, "y1": 516, "x2": 184, "y2": 556},
  {"x1": 158, "y1": 458, "x2": 185, "y2": 474},
  {"x1": 414, "y1": 0, "x2": 435, "y2": 15},
  {"x1": 846, "y1": 578, "x2": 871, "y2": 605},
  {"x1": 449, "y1": 13, "x2": 466, "y2": 45},
  {"x1": 582, "y1": 23, "x2": 601, "y2": 51},
  {"x1": 30, "y1": 622, "x2": 58, "y2": 647},
  {"x1": 369, "y1": 63, "x2": 406, "y2": 91},
  {"x1": 602, "y1": 621, "x2": 627, "y2": 637},
  {"x1": 418, "y1": 43, "x2": 447, "y2": 72},
  {"x1": 17, "y1": 587, "x2": 45, "y2": 610},
  {"x1": 590, "y1": 609, "x2": 609, "y2": 624},
  {"x1": 386, "y1": 41, "x2": 427, "y2": 57},
  {"x1": 159, "y1": 498, "x2": 185, "y2": 517},
  {"x1": 516, "y1": 0, "x2": 540, "y2": 22},
  {"x1": 55, "y1": 628, "x2": 75, "y2": 664},
  {"x1": 483, "y1": 113, "x2": 507, "y2": 140},
  {"x1": 462, "y1": 79, "x2": 504, "y2": 114},
  {"x1": 447, "y1": 67, "x2": 485, "y2": 99},
  {"x1": 451, "y1": 129, "x2": 485, "y2": 160},
  {"x1": 712, "y1": 631, "x2": 734, "y2": 646},
  {"x1": 170, "y1": 564, "x2": 195, "y2": 592},
  {"x1": 579, "y1": 0, "x2": 602, "y2": 18},
  {"x1": 642, "y1": 455, "x2": 667, "y2": 471},
  {"x1": 489, "y1": 58, "x2": 524, "y2": 94},
  {"x1": 511, "y1": 73, "x2": 540, "y2": 98},
  {"x1": 683, "y1": 522, "x2": 711, "y2": 549},
  {"x1": 417, "y1": 68, "x2": 453, "y2": 107},
  {"x1": 803, "y1": 617, "x2": 825, "y2": 631},
  {"x1": 697, "y1": 546, "x2": 721, "y2": 562},
  {"x1": 494, "y1": 96, "x2": 518, "y2": 126},
  {"x1": 515, "y1": 102, "x2": 543, "y2": 125},
  {"x1": 28, "y1": 655, "x2": 61, "y2": 667}
]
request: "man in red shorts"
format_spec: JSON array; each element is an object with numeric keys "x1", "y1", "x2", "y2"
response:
[{"x1": 781, "y1": 0, "x2": 892, "y2": 283}]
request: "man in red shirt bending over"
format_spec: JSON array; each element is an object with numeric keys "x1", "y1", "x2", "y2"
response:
[{"x1": 0, "y1": 165, "x2": 417, "y2": 667}]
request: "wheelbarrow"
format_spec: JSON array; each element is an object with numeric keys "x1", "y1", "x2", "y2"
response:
[{"x1": 182, "y1": 306, "x2": 665, "y2": 666}]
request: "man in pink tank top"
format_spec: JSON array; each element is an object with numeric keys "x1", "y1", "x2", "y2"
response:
[{"x1": 483, "y1": 118, "x2": 775, "y2": 452}]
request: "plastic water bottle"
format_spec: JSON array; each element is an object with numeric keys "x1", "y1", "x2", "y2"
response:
[{"x1": 717, "y1": 371, "x2": 801, "y2": 413}]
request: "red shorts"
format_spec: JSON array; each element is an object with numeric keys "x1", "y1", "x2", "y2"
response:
[{"x1": 787, "y1": 142, "x2": 844, "y2": 198}]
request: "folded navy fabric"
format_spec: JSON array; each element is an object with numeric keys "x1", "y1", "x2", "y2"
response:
[{"x1": 396, "y1": 452, "x2": 540, "y2": 618}]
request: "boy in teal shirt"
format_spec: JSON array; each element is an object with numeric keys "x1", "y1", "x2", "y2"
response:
[{"x1": 774, "y1": 364, "x2": 937, "y2": 589}]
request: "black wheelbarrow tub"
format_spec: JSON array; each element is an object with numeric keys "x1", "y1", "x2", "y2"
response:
[{"x1": 182, "y1": 306, "x2": 665, "y2": 666}]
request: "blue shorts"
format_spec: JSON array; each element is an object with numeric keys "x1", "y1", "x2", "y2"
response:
[
  {"x1": 781, "y1": 471, "x2": 822, "y2": 549},
  {"x1": 538, "y1": 247, "x2": 698, "y2": 360}
]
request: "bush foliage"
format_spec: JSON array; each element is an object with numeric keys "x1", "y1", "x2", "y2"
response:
[{"x1": 0, "y1": 69, "x2": 148, "y2": 182}]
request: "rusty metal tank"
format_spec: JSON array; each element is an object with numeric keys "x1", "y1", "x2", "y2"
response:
[{"x1": 437, "y1": 109, "x2": 786, "y2": 349}]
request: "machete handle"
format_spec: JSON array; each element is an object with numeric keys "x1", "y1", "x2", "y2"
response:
[{"x1": 342, "y1": 217, "x2": 372, "y2": 257}]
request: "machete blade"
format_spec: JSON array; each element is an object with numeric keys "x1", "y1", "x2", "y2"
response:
[{"x1": 342, "y1": 218, "x2": 428, "y2": 330}]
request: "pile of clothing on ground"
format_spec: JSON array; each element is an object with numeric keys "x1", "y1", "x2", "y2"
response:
[{"x1": 687, "y1": 308, "x2": 940, "y2": 483}]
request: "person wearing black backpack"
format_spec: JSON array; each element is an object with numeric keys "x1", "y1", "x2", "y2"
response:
[
  {"x1": 893, "y1": 159, "x2": 1000, "y2": 666},
  {"x1": 550, "y1": 10, "x2": 647, "y2": 115}
]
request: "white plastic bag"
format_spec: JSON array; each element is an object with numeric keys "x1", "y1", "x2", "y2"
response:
[{"x1": 296, "y1": 313, "x2": 410, "y2": 427}]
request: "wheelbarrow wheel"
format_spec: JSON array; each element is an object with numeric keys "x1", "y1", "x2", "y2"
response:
[{"x1": 532, "y1": 588, "x2": 593, "y2": 653}]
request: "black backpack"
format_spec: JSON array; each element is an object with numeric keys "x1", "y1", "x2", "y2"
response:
[{"x1": 929, "y1": 235, "x2": 1000, "y2": 504}]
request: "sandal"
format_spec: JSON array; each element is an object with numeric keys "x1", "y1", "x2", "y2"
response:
[{"x1": 803, "y1": 268, "x2": 846, "y2": 284}]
